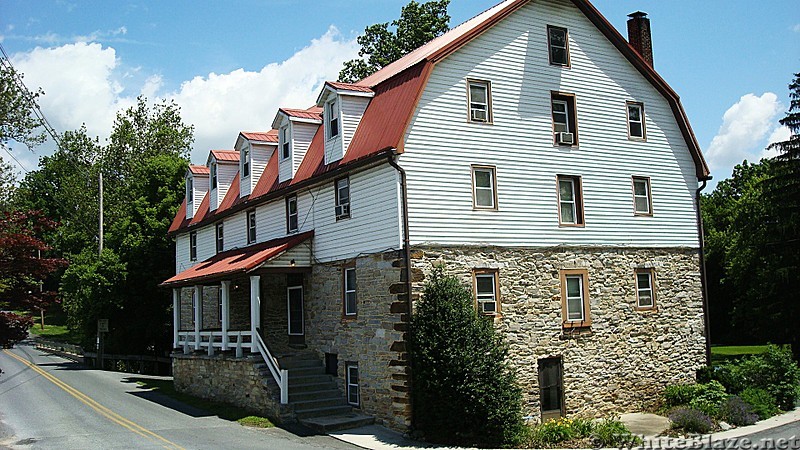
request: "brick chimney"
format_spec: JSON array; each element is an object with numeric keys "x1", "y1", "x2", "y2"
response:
[{"x1": 627, "y1": 11, "x2": 653, "y2": 67}]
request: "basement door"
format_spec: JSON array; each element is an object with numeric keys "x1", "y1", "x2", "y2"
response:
[
  {"x1": 538, "y1": 357, "x2": 564, "y2": 421},
  {"x1": 287, "y1": 285, "x2": 304, "y2": 345}
]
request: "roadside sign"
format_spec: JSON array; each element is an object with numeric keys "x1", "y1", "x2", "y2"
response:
[{"x1": 98, "y1": 319, "x2": 109, "y2": 333}]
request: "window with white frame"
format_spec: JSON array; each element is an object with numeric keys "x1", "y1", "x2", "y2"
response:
[
  {"x1": 191, "y1": 290, "x2": 197, "y2": 325},
  {"x1": 474, "y1": 269, "x2": 499, "y2": 315},
  {"x1": 627, "y1": 102, "x2": 646, "y2": 139},
  {"x1": 327, "y1": 99, "x2": 339, "y2": 139},
  {"x1": 286, "y1": 195, "x2": 298, "y2": 233},
  {"x1": 335, "y1": 177, "x2": 350, "y2": 220},
  {"x1": 467, "y1": 79, "x2": 491, "y2": 123},
  {"x1": 632, "y1": 176, "x2": 652, "y2": 215},
  {"x1": 218, "y1": 287, "x2": 223, "y2": 324},
  {"x1": 346, "y1": 362, "x2": 360, "y2": 406},
  {"x1": 247, "y1": 210, "x2": 256, "y2": 244},
  {"x1": 242, "y1": 144, "x2": 251, "y2": 177},
  {"x1": 215, "y1": 222, "x2": 224, "y2": 254},
  {"x1": 210, "y1": 163, "x2": 218, "y2": 189},
  {"x1": 557, "y1": 175, "x2": 583, "y2": 225},
  {"x1": 560, "y1": 269, "x2": 590, "y2": 327},
  {"x1": 187, "y1": 177, "x2": 193, "y2": 203},
  {"x1": 551, "y1": 93, "x2": 577, "y2": 145},
  {"x1": 635, "y1": 269, "x2": 656, "y2": 309},
  {"x1": 472, "y1": 165, "x2": 497, "y2": 209},
  {"x1": 189, "y1": 231, "x2": 197, "y2": 261},
  {"x1": 343, "y1": 266, "x2": 357, "y2": 316},
  {"x1": 547, "y1": 25, "x2": 570, "y2": 66},
  {"x1": 281, "y1": 126, "x2": 290, "y2": 160}
]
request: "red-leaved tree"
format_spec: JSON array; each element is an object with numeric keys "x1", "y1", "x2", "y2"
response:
[{"x1": 0, "y1": 210, "x2": 67, "y2": 347}]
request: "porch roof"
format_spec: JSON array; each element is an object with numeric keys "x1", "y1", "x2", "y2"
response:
[{"x1": 160, "y1": 231, "x2": 314, "y2": 288}]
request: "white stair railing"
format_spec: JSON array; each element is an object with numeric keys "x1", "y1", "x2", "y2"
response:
[{"x1": 254, "y1": 328, "x2": 289, "y2": 404}]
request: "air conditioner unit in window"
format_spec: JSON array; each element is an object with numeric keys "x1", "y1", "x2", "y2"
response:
[
  {"x1": 335, "y1": 203, "x2": 350, "y2": 219},
  {"x1": 556, "y1": 132, "x2": 574, "y2": 145},
  {"x1": 471, "y1": 109, "x2": 487, "y2": 122}
]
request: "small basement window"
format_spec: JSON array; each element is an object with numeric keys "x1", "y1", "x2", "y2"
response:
[
  {"x1": 346, "y1": 362, "x2": 360, "y2": 406},
  {"x1": 635, "y1": 269, "x2": 656, "y2": 310}
]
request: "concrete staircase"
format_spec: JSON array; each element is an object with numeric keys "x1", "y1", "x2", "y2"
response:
[{"x1": 259, "y1": 351, "x2": 373, "y2": 432}]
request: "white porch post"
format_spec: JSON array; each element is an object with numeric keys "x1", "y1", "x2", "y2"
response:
[
  {"x1": 220, "y1": 280, "x2": 231, "y2": 351},
  {"x1": 172, "y1": 288, "x2": 180, "y2": 348},
  {"x1": 249, "y1": 275, "x2": 261, "y2": 353},
  {"x1": 194, "y1": 285, "x2": 203, "y2": 351}
]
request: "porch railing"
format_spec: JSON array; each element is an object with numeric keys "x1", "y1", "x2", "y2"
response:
[
  {"x1": 175, "y1": 329, "x2": 289, "y2": 404},
  {"x1": 255, "y1": 328, "x2": 289, "y2": 404}
]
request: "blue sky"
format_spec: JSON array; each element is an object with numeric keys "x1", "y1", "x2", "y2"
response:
[{"x1": 1, "y1": 0, "x2": 798, "y2": 186}]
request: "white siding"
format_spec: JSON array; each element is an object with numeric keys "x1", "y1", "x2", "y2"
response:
[
  {"x1": 341, "y1": 95, "x2": 370, "y2": 155},
  {"x1": 175, "y1": 233, "x2": 191, "y2": 273},
  {"x1": 215, "y1": 162, "x2": 238, "y2": 209},
  {"x1": 223, "y1": 210, "x2": 247, "y2": 251},
  {"x1": 249, "y1": 143, "x2": 274, "y2": 194},
  {"x1": 401, "y1": 0, "x2": 700, "y2": 248},
  {"x1": 324, "y1": 100, "x2": 344, "y2": 166},
  {"x1": 292, "y1": 122, "x2": 317, "y2": 175},
  {"x1": 279, "y1": 122, "x2": 292, "y2": 183},
  {"x1": 240, "y1": 143, "x2": 251, "y2": 198},
  {"x1": 196, "y1": 225, "x2": 216, "y2": 262},
  {"x1": 188, "y1": 175, "x2": 208, "y2": 219}
]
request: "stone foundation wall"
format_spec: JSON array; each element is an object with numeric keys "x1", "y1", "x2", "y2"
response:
[
  {"x1": 305, "y1": 250, "x2": 411, "y2": 431},
  {"x1": 410, "y1": 245, "x2": 706, "y2": 421},
  {"x1": 172, "y1": 353, "x2": 289, "y2": 421}
]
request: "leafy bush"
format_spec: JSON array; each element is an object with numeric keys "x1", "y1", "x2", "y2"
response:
[
  {"x1": 669, "y1": 408, "x2": 714, "y2": 434},
  {"x1": 721, "y1": 396, "x2": 759, "y2": 426},
  {"x1": 529, "y1": 418, "x2": 578, "y2": 445},
  {"x1": 688, "y1": 381, "x2": 728, "y2": 418},
  {"x1": 740, "y1": 387, "x2": 780, "y2": 420},
  {"x1": 663, "y1": 384, "x2": 701, "y2": 408},
  {"x1": 410, "y1": 266, "x2": 526, "y2": 448},
  {"x1": 0, "y1": 312, "x2": 33, "y2": 348},
  {"x1": 591, "y1": 418, "x2": 643, "y2": 448}
]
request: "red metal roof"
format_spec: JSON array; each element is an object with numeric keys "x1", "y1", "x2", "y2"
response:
[
  {"x1": 210, "y1": 150, "x2": 240, "y2": 162},
  {"x1": 168, "y1": 199, "x2": 188, "y2": 233},
  {"x1": 279, "y1": 107, "x2": 322, "y2": 121},
  {"x1": 250, "y1": 150, "x2": 281, "y2": 199},
  {"x1": 217, "y1": 173, "x2": 245, "y2": 212},
  {"x1": 241, "y1": 130, "x2": 278, "y2": 143},
  {"x1": 160, "y1": 231, "x2": 314, "y2": 287},
  {"x1": 325, "y1": 81, "x2": 374, "y2": 94},
  {"x1": 189, "y1": 165, "x2": 210, "y2": 175},
  {"x1": 189, "y1": 194, "x2": 210, "y2": 226}
]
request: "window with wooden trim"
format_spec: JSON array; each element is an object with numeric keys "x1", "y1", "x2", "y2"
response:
[
  {"x1": 556, "y1": 175, "x2": 584, "y2": 226},
  {"x1": 551, "y1": 93, "x2": 577, "y2": 145},
  {"x1": 632, "y1": 176, "x2": 652, "y2": 215},
  {"x1": 247, "y1": 210, "x2": 257, "y2": 244},
  {"x1": 187, "y1": 177, "x2": 193, "y2": 203},
  {"x1": 560, "y1": 269, "x2": 590, "y2": 328},
  {"x1": 472, "y1": 165, "x2": 497, "y2": 209},
  {"x1": 215, "y1": 222, "x2": 224, "y2": 254},
  {"x1": 343, "y1": 266, "x2": 357, "y2": 316},
  {"x1": 189, "y1": 231, "x2": 197, "y2": 261},
  {"x1": 346, "y1": 362, "x2": 360, "y2": 406},
  {"x1": 286, "y1": 195, "x2": 298, "y2": 233},
  {"x1": 547, "y1": 25, "x2": 570, "y2": 66},
  {"x1": 627, "y1": 102, "x2": 646, "y2": 140},
  {"x1": 327, "y1": 99, "x2": 339, "y2": 139},
  {"x1": 210, "y1": 163, "x2": 218, "y2": 189},
  {"x1": 635, "y1": 269, "x2": 656, "y2": 310},
  {"x1": 335, "y1": 176, "x2": 350, "y2": 220},
  {"x1": 242, "y1": 144, "x2": 251, "y2": 177},
  {"x1": 474, "y1": 269, "x2": 500, "y2": 315},
  {"x1": 280, "y1": 126, "x2": 290, "y2": 160},
  {"x1": 467, "y1": 79, "x2": 492, "y2": 123}
]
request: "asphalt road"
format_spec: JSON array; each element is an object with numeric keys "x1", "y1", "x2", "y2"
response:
[{"x1": 0, "y1": 341, "x2": 357, "y2": 450}]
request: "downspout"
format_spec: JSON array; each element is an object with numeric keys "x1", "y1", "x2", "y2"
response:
[
  {"x1": 387, "y1": 150, "x2": 414, "y2": 425},
  {"x1": 696, "y1": 177, "x2": 712, "y2": 366}
]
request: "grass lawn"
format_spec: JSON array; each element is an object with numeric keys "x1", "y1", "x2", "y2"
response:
[
  {"x1": 710, "y1": 345, "x2": 769, "y2": 364},
  {"x1": 26, "y1": 307, "x2": 83, "y2": 346},
  {"x1": 133, "y1": 377, "x2": 274, "y2": 428}
]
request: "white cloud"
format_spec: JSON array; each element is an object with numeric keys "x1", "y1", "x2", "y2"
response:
[
  {"x1": 793, "y1": 23, "x2": 800, "y2": 33},
  {"x1": 704, "y1": 92, "x2": 785, "y2": 180},
  {"x1": 760, "y1": 126, "x2": 792, "y2": 159},
  {"x1": 169, "y1": 26, "x2": 359, "y2": 162},
  {"x1": 5, "y1": 26, "x2": 359, "y2": 175}
]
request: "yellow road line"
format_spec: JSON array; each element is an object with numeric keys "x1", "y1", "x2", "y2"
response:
[{"x1": 4, "y1": 349, "x2": 185, "y2": 450}]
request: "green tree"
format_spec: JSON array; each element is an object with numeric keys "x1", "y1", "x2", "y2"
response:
[
  {"x1": 0, "y1": 60, "x2": 46, "y2": 149},
  {"x1": 409, "y1": 266, "x2": 526, "y2": 448},
  {"x1": 339, "y1": 0, "x2": 450, "y2": 83},
  {"x1": 0, "y1": 157, "x2": 17, "y2": 212}
]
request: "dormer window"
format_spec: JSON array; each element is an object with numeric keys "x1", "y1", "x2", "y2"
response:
[
  {"x1": 327, "y1": 99, "x2": 339, "y2": 139},
  {"x1": 281, "y1": 126, "x2": 290, "y2": 160},
  {"x1": 242, "y1": 144, "x2": 250, "y2": 178},
  {"x1": 210, "y1": 163, "x2": 218, "y2": 189},
  {"x1": 186, "y1": 177, "x2": 193, "y2": 203}
]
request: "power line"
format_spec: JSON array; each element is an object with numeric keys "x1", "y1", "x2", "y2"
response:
[{"x1": 1, "y1": 147, "x2": 31, "y2": 173}]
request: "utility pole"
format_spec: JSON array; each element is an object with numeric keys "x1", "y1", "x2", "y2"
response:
[{"x1": 99, "y1": 171, "x2": 104, "y2": 255}]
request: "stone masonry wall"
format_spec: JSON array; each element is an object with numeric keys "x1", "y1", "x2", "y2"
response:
[
  {"x1": 172, "y1": 353, "x2": 289, "y2": 421},
  {"x1": 305, "y1": 250, "x2": 411, "y2": 431},
  {"x1": 410, "y1": 245, "x2": 706, "y2": 421}
]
